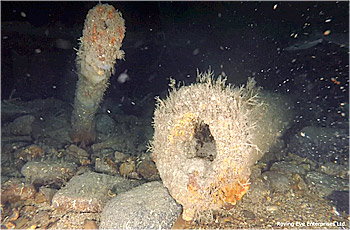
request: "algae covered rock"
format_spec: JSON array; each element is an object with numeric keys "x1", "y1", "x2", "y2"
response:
[
  {"x1": 100, "y1": 181, "x2": 182, "y2": 229},
  {"x1": 51, "y1": 172, "x2": 131, "y2": 213},
  {"x1": 3, "y1": 115, "x2": 35, "y2": 136},
  {"x1": 150, "y1": 70, "x2": 293, "y2": 220},
  {"x1": 288, "y1": 126, "x2": 348, "y2": 163},
  {"x1": 21, "y1": 161, "x2": 77, "y2": 187}
]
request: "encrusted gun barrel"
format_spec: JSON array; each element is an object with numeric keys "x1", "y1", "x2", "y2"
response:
[
  {"x1": 150, "y1": 70, "x2": 293, "y2": 221},
  {"x1": 70, "y1": 3, "x2": 125, "y2": 147}
]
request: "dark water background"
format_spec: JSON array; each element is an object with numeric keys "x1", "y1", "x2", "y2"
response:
[{"x1": 1, "y1": 2, "x2": 349, "y2": 148}]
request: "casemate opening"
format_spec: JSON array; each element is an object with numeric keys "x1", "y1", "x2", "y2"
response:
[{"x1": 190, "y1": 120, "x2": 217, "y2": 161}]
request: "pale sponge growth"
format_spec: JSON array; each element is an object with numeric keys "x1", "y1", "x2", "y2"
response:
[
  {"x1": 150, "y1": 70, "x2": 293, "y2": 221},
  {"x1": 71, "y1": 3, "x2": 125, "y2": 147}
]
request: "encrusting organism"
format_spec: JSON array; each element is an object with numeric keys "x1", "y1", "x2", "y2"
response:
[
  {"x1": 150, "y1": 69, "x2": 293, "y2": 221},
  {"x1": 70, "y1": 3, "x2": 125, "y2": 147}
]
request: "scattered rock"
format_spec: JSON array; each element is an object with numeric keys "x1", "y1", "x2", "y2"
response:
[
  {"x1": 42, "y1": 127, "x2": 71, "y2": 148},
  {"x1": 291, "y1": 173, "x2": 308, "y2": 194},
  {"x1": 30, "y1": 108, "x2": 71, "y2": 148},
  {"x1": 285, "y1": 152, "x2": 317, "y2": 170},
  {"x1": 318, "y1": 162, "x2": 349, "y2": 179},
  {"x1": 2, "y1": 115, "x2": 35, "y2": 136},
  {"x1": 26, "y1": 210, "x2": 51, "y2": 228},
  {"x1": 51, "y1": 172, "x2": 133, "y2": 213},
  {"x1": 94, "y1": 157, "x2": 118, "y2": 175},
  {"x1": 34, "y1": 191, "x2": 48, "y2": 204},
  {"x1": 327, "y1": 190, "x2": 349, "y2": 214},
  {"x1": 119, "y1": 160, "x2": 136, "y2": 177},
  {"x1": 1, "y1": 102, "x2": 33, "y2": 123},
  {"x1": 83, "y1": 220, "x2": 99, "y2": 229},
  {"x1": 66, "y1": 144, "x2": 89, "y2": 157},
  {"x1": 171, "y1": 214, "x2": 191, "y2": 229},
  {"x1": 37, "y1": 187, "x2": 57, "y2": 204},
  {"x1": 21, "y1": 161, "x2": 77, "y2": 186},
  {"x1": 15, "y1": 144, "x2": 45, "y2": 161},
  {"x1": 76, "y1": 165, "x2": 92, "y2": 175},
  {"x1": 262, "y1": 171, "x2": 291, "y2": 193},
  {"x1": 92, "y1": 115, "x2": 152, "y2": 154},
  {"x1": 100, "y1": 181, "x2": 182, "y2": 229},
  {"x1": 269, "y1": 160, "x2": 306, "y2": 176},
  {"x1": 305, "y1": 171, "x2": 349, "y2": 197},
  {"x1": 241, "y1": 210, "x2": 256, "y2": 220},
  {"x1": 265, "y1": 205, "x2": 279, "y2": 212},
  {"x1": 1, "y1": 179, "x2": 36, "y2": 204},
  {"x1": 110, "y1": 179, "x2": 143, "y2": 195},
  {"x1": 54, "y1": 212, "x2": 100, "y2": 229},
  {"x1": 244, "y1": 178, "x2": 270, "y2": 204},
  {"x1": 95, "y1": 114, "x2": 116, "y2": 134},
  {"x1": 65, "y1": 144, "x2": 91, "y2": 166},
  {"x1": 91, "y1": 136, "x2": 120, "y2": 152},
  {"x1": 114, "y1": 150, "x2": 127, "y2": 163},
  {"x1": 136, "y1": 156, "x2": 160, "y2": 181},
  {"x1": 288, "y1": 126, "x2": 349, "y2": 163}
]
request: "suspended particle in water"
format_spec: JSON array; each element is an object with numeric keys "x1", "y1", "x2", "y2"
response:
[
  {"x1": 192, "y1": 48, "x2": 200, "y2": 56},
  {"x1": 323, "y1": 30, "x2": 331, "y2": 36}
]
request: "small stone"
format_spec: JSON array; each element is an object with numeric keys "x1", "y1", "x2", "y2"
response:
[
  {"x1": 83, "y1": 220, "x2": 98, "y2": 229},
  {"x1": 270, "y1": 161, "x2": 306, "y2": 175},
  {"x1": 288, "y1": 126, "x2": 348, "y2": 163},
  {"x1": 245, "y1": 178, "x2": 270, "y2": 204},
  {"x1": 91, "y1": 137, "x2": 119, "y2": 152},
  {"x1": 15, "y1": 145, "x2": 45, "y2": 161},
  {"x1": 13, "y1": 217, "x2": 30, "y2": 229},
  {"x1": 1, "y1": 179, "x2": 36, "y2": 204},
  {"x1": 95, "y1": 114, "x2": 116, "y2": 134},
  {"x1": 21, "y1": 161, "x2": 77, "y2": 186},
  {"x1": 262, "y1": 171, "x2": 291, "y2": 193},
  {"x1": 100, "y1": 181, "x2": 182, "y2": 229},
  {"x1": 305, "y1": 171, "x2": 349, "y2": 197},
  {"x1": 38, "y1": 187, "x2": 57, "y2": 204},
  {"x1": 242, "y1": 210, "x2": 256, "y2": 219},
  {"x1": 111, "y1": 180, "x2": 143, "y2": 195},
  {"x1": 292, "y1": 174, "x2": 308, "y2": 193},
  {"x1": 54, "y1": 212, "x2": 99, "y2": 229},
  {"x1": 327, "y1": 191, "x2": 349, "y2": 214},
  {"x1": 299, "y1": 163, "x2": 311, "y2": 172},
  {"x1": 67, "y1": 144, "x2": 89, "y2": 157},
  {"x1": 266, "y1": 205, "x2": 278, "y2": 212},
  {"x1": 3, "y1": 115, "x2": 35, "y2": 136},
  {"x1": 171, "y1": 214, "x2": 191, "y2": 229},
  {"x1": 119, "y1": 161, "x2": 135, "y2": 177},
  {"x1": 319, "y1": 162, "x2": 349, "y2": 179},
  {"x1": 137, "y1": 158, "x2": 159, "y2": 180},
  {"x1": 114, "y1": 151, "x2": 127, "y2": 163},
  {"x1": 65, "y1": 145, "x2": 91, "y2": 166},
  {"x1": 95, "y1": 157, "x2": 117, "y2": 175},
  {"x1": 34, "y1": 192, "x2": 47, "y2": 204},
  {"x1": 51, "y1": 172, "x2": 128, "y2": 212}
]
